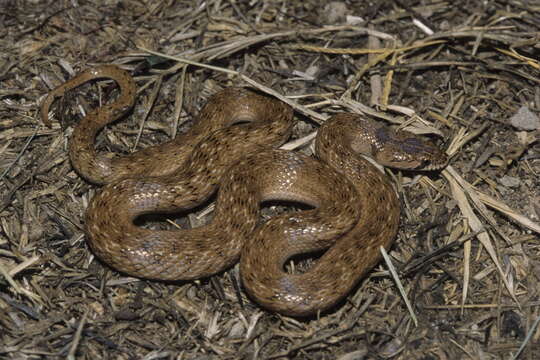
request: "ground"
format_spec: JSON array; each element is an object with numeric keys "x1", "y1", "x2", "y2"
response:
[{"x1": 1, "y1": 0, "x2": 540, "y2": 359}]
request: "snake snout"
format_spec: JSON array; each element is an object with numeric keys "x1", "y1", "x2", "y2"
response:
[
  {"x1": 375, "y1": 137, "x2": 448, "y2": 170},
  {"x1": 399, "y1": 136, "x2": 449, "y2": 170}
]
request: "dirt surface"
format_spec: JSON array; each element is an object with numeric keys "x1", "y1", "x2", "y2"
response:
[{"x1": 1, "y1": 0, "x2": 540, "y2": 359}]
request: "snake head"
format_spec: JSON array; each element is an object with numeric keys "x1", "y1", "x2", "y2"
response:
[{"x1": 374, "y1": 127, "x2": 448, "y2": 171}]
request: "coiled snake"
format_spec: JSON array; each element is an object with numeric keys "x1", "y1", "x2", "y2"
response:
[{"x1": 41, "y1": 65, "x2": 447, "y2": 316}]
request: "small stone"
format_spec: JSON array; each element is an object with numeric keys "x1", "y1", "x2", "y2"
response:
[
  {"x1": 510, "y1": 106, "x2": 540, "y2": 130},
  {"x1": 305, "y1": 64, "x2": 319, "y2": 77},
  {"x1": 320, "y1": 2, "x2": 348, "y2": 24},
  {"x1": 337, "y1": 349, "x2": 368, "y2": 360},
  {"x1": 439, "y1": 20, "x2": 450, "y2": 30},
  {"x1": 499, "y1": 175, "x2": 521, "y2": 188},
  {"x1": 346, "y1": 15, "x2": 365, "y2": 25},
  {"x1": 228, "y1": 321, "x2": 245, "y2": 338}
]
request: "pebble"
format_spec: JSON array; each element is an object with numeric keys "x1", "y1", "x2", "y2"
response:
[{"x1": 510, "y1": 106, "x2": 540, "y2": 130}]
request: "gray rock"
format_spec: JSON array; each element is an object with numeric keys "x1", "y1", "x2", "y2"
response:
[
  {"x1": 510, "y1": 106, "x2": 540, "y2": 130},
  {"x1": 499, "y1": 175, "x2": 521, "y2": 188}
]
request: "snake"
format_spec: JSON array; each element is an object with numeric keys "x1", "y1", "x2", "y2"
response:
[{"x1": 41, "y1": 65, "x2": 448, "y2": 316}]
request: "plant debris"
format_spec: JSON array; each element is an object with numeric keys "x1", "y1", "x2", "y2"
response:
[{"x1": 1, "y1": 0, "x2": 540, "y2": 359}]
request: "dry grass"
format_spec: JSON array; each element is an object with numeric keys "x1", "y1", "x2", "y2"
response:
[{"x1": 1, "y1": 0, "x2": 540, "y2": 359}]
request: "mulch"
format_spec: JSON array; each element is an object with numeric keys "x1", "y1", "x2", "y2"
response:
[{"x1": 1, "y1": 1, "x2": 539, "y2": 359}]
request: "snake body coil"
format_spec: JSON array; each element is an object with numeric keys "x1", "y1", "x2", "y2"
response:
[{"x1": 41, "y1": 65, "x2": 447, "y2": 316}]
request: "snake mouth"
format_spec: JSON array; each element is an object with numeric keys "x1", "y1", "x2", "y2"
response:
[{"x1": 421, "y1": 154, "x2": 449, "y2": 171}]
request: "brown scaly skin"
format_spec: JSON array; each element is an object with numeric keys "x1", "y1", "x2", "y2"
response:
[{"x1": 41, "y1": 65, "x2": 448, "y2": 317}]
